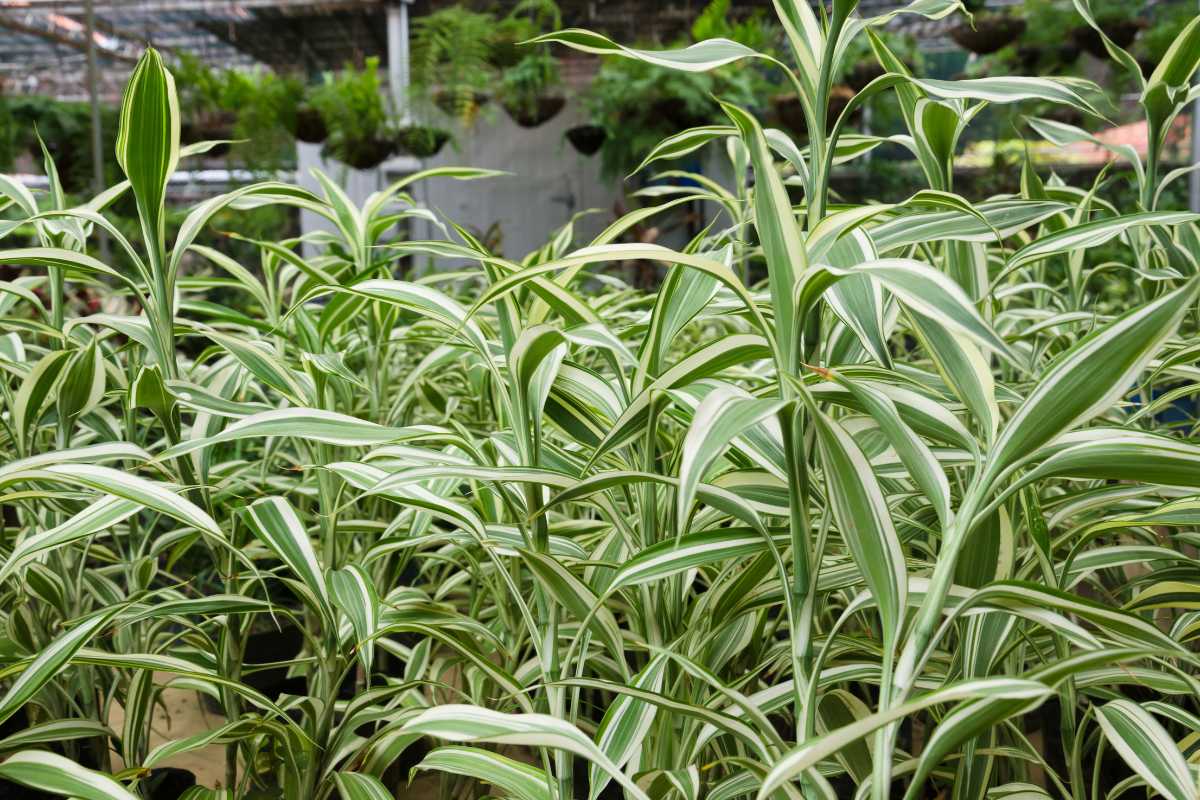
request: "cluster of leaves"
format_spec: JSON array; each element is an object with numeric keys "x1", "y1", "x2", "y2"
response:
[
  {"x1": 2, "y1": 4, "x2": 1200, "y2": 800},
  {"x1": 0, "y1": 97, "x2": 120, "y2": 192},
  {"x1": 411, "y1": 0, "x2": 564, "y2": 125},
  {"x1": 308, "y1": 57, "x2": 395, "y2": 166}
]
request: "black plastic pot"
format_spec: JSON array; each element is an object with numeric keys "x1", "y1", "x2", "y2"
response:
[
  {"x1": 565, "y1": 125, "x2": 605, "y2": 156},
  {"x1": 145, "y1": 767, "x2": 197, "y2": 800},
  {"x1": 950, "y1": 15, "x2": 1026, "y2": 54},
  {"x1": 396, "y1": 126, "x2": 451, "y2": 159},
  {"x1": 0, "y1": 780, "x2": 55, "y2": 799},
  {"x1": 502, "y1": 95, "x2": 567, "y2": 128},
  {"x1": 239, "y1": 625, "x2": 307, "y2": 700}
]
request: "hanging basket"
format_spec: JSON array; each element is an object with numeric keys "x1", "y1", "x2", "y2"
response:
[
  {"x1": 649, "y1": 97, "x2": 709, "y2": 131},
  {"x1": 326, "y1": 135, "x2": 397, "y2": 170},
  {"x1": 1071, "y1": 19, "x2": 1146, "y2": 59},
  {"x1": 292, "y1": 106, "x2": 328, "y2": 144},
  {"x1": 950, "y1": 15, "x2": 1026, "y2": 55},
  {"x1": 502, "y1": 95, "x2": 567, "y2": 128},
  {"x1": 770, "y1": 93, "x2": 807, "y2": 140},
  {"x1": 185, "y1": 110, "x2": 236, "y2": 156},
  {"x1": 433, "y1": 89, "x2": 491, "y2": 120},
  {"x1": 565, "y1": 125, "x2": 605, "y2": 155},
  {"x1": 396, "y1": 126, "x2": 452, "y2": 159},
  {"x1": 845, "y1": 61, "x2": 885, "y2": 92}
]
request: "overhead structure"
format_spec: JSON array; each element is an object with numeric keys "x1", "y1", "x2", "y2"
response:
[
  {"x1": 0, "y1": 0, "x2": 964, "y2": 100},
  {"x1": 0, "y1": 0, "x2": 388, "y2": 99}
]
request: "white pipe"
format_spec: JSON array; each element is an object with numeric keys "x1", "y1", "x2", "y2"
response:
[{"x1": 386, "y1": 0, "x2": 413, "y2": 121}]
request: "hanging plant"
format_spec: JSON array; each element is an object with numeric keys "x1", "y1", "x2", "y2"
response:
[
  {"x1": 499, "y1": 51, "x2": 565, "y2": 128},
  {"x1": 411, "y1": 7, "x2": 495, "y2": 125},
  {"x1": 292, "y1": 104, "x2": 328, "y2": 144},
  {"x1": 492, "y1": 1, "x2": 565, "y2": 128},
  {"x1": 838, "y1": 29, "x2": 923, "y2": 92},
  {"x1": 173, "y1": 53, "x2": 242, "y2": 154},
  {"x1": 310, "y1": 57, "x2": 397, "y2": 170},
  {"x1": 396, "y1": 125, "x2": 452, "y2": 159},
  {"x1": 1134, "y1": 1, "x2": 1193, "y2": 77},
  {"x1": 950, "y1": 1, "x2": 1026, "y2": 55},
  {"x1": 489, "y1": 0, "x2": 563, "y2": 69},
  {"x1": 580, "y1": 0, "x2": 773, "y2": 178},
  {"x1": 1070, "y1": 0, "x2": 1147, "y2": 59},
  {"x1": 231, "y1": 69, "x2": 301, "y2": 169}
]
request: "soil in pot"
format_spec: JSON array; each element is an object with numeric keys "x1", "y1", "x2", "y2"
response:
[
  {"x1": 566, "y1": 125, "x2": 605, "y2": 155},
  {"x1": 396, "y1": 126, "x2": 451, "y2": 159},
  {"x1": 502, "y1": 95, "x2": 567, "y2": 128},
  {"x1": 950, "y1": 14, "x2": 1026, "y2": 54},
  {"x1": 1072, "y1": 19, "x2": 1146, "y2": 59},
  {"x1": 292, "y1": 106, "x2": 328, "y2": 144}
]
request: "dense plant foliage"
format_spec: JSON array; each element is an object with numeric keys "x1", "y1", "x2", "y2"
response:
[{"x1": 2, "y1": 2, "x2": 1200, "y2": 800}]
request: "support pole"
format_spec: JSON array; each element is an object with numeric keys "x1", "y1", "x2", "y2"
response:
[
  {"x1": 386, "y1": 0, "x2": 413, "y2": 120},
  {"x1": 1191, "y1": 0, "x2": 1200, "y2": 212},
  {"x1": 1191, "y1": 95, "x2": 1199, "y2": 212},
  {"x1": 84, "y1": 0, "x2": 110, "y2": 260}
]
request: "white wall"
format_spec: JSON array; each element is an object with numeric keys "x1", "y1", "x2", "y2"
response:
[
  {"x1": 297, "y1": 96, "x2": 738, "y2": 274},
  {"x1": 298, "y1": 98, "x2": 625, "y2": 264}
]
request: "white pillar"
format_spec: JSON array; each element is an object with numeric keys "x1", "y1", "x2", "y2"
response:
[
  {"x1": 386, "y1": 0, "x2": 413, "y2": 119},
  {"x1": 1191, "y1": 1, "x2": 1200, "y2": 212},
  {"x1": 1190, "y1": 91, "x2": 1200, "y2": 212}
]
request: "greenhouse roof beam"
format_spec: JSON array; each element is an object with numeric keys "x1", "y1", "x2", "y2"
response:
[
  {"x1": 0, "y1": 8, "x2": 139, "y2": 63},
  {"x1": 3, "y1": 0, "x2": 382, "y2": 14}
]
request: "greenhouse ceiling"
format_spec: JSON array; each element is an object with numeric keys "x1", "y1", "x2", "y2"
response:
[{"x1": 0, "y1": 0, "x2": 966, "y2": 100}]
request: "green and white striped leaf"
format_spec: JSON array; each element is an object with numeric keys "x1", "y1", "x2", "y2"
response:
[
  {"x1": 0, "y1": 750, "x2": 139, "y2": 800},
  {"x1": 988, "y1": 278, "x2": 1200, "y2": 478},
  {"x1": 332, "y1": 773, "x2": 394, "y2": 800},
  {"x1": 413, "y1": 746, "x2": 553, "y2": 800},
  {"x1": 400, "y1": 706, "x2": 650, "y2": 800},
  {"x1": 675, "y1": 386, "x2": 787, "y2": 535},
  {"x1": 533, "y1": 28, "x2": 762, "y2": 71},
  {"x1": 0, "y1": 607, "x2": 120, "y2": 727},
  {"x1": 329, "y1": 564, "x2": 381, "y2": 673},
  {"x1": 590, "y1": 653, "x2": 669, "y2": 800},
  {"x1": 812, "y1": 408, "x2": 906, "y2": 649},
  {"x1": 160, "y1": 408, "x2": 420, "y2": 459},
  {"x1": 244, "y1": 497, "x2": 333, "y2": 621},
  {"x1": 1095, "y1": 699, "x2": 1194, "y2": 800}
]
